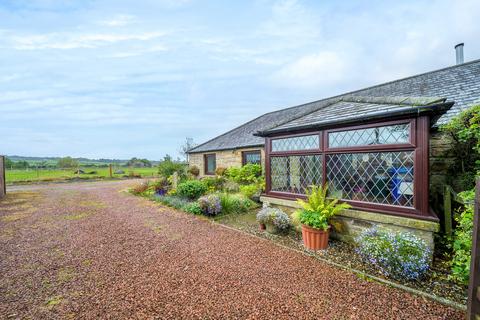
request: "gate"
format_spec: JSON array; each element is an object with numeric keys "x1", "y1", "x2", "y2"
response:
[
  {"x1": 0, "y1": 156, "x2": 5, "y2": 199},
  {"x1": 468, "y1": 179, "x2": 480, "y2": 319}
]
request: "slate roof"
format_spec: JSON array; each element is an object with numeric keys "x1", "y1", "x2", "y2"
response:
[
  {"x1": 189, "y1": 59, "x2": 480, "y2": 153},
  {"x1": 258, "y1": 96, "x2": 453, "y2": 135}
]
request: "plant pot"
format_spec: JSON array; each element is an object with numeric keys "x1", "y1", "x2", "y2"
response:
[
  {"x1": 265, "y1": 223, "x2": 278, "y2": 234},
  {"x1": 301, "y1": 224, "x2": 330, "y2": 250},
  {"x1": 259, "y1": 223, "x2": 266, "y2": 231}
]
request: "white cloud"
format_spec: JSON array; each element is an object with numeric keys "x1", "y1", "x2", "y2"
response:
[
  {"x1": 271, "y1": 51, "x2": 348, "y2": 89},
  {"x1": 260, "y1": 0, "x2": 322, "y2": 42},
  {"x1": 98, "y1": 14, "x2": 137, "y2": 27},
  {"x1": 9, "y1": 31, "x2": 166, "y2": 50}
]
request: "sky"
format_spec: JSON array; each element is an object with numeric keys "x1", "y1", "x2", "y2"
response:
[{"x1": 0, "y1": 0, "x2": 479, "y2": 160}]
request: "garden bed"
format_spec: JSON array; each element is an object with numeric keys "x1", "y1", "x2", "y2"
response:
[{"x1": 215, "y1": 211, "x2": 468, "y2": 306}]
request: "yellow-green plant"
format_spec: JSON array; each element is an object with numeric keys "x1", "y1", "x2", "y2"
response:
[{"x1": 294, "y1": 184, "x2": 351, "y2": 230}]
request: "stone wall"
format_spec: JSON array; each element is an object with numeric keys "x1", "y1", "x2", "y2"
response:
[
  {"x1": 429, "y1": 130, "x2": 455, "y2": 214},
  {"x1": 260, "y1": 195, "x2": 439, "y2": 251},
  {"x1": 189, "y1": 147, "x2": 265, "y2": 177}
]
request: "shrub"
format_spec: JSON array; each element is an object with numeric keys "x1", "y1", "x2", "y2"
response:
[
  {"x1": 256, "y1": 207, "x2": 291, "y2": 232},
  {"x1": 188, "y1": 165, "x2": 200, "y2": 177},
  {"x1": 239, "y1": 184, "x2": 261, "y2": 199},
  {"x1": 450, "y1": 189, "x2": 475, "y2": 284},
  {"x1": 201, "y1": 176, "x2": 225, "y2": 193},
  {"x1": 219, "y1": 193, "x2": 256, "y2": 215},
  {"x1": 198, "y1": 194, "x2": 222, "y2": 216},
  {"x1": 441, "y1": 104, "x2": 480, "y2": 190},
  {"x1": 224, "y1": 180, "x2": 240, "y2": 193},
  {"x1": 158, "y1": 156, "x2": 186, "y2": 178},
  {"x1": 356, "y1": 228, "x2": 431, "y2": 281},
  {"x1": 215, "y1": 167, "x2": 227, "y2": 176},
  {"x1": 153, "y1": 195, "x2": 190, "y2": 210},
  {"x1": 293, "y1": 184, "x2": 351, "y2": 231},
  {"x1": 152, "y1": 177, "x2": 170, "y2": 195},
  {"x1": 225, "y1": 164, "x2": 262, "y2": 185},
  {"x1": 183, "y1": 202, "x2": 203, "y2": 215},
  {"x1": 177, "y1": 180, "x2": 207, "y2": 200},
  {"x1": 130, "y1": 181, "x2": 150, "y2": 195}
]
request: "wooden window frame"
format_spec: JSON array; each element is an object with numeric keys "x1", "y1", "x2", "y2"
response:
[
  {"x1": 242, "y1": 150, "x2": 262, "y2": 166},
  {"x1": 264, "y1": 116, "x2": 434, "y2": 221},
  {"x1": 204, "y1": 153, "x2": 216, "y2": 175}
]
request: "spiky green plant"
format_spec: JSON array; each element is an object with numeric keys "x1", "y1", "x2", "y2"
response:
[{"x1": 294, "y1": 184, "x2": 351, "y2": 230}]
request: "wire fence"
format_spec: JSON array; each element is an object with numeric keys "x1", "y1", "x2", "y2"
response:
[{"x1": 5, "y1": 165, "x2": 159, "y2": 184}]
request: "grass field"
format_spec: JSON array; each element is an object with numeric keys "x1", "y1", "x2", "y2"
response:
[{"x1": 5, "y1": 167, "x2": 159, "y2": 184}]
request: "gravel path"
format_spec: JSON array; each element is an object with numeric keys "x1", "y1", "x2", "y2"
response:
[{"x1": 0, "y1": 180, "x2": 465, "y2": 319}]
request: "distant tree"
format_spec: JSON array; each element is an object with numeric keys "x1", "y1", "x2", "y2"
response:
[
  {"x1": 57, "y1": 157, "x2": 79, "y2": 169},
  {"x1": 179, "y1": 137, "x2": 197, "y2": 162},
  {"x1": 14, "y1": 160, "x2": 30, "y2": 169},
  {"x1": 4, "y1": 157, "x2": 13, "y2": 169},
  {"x1": 140, "y1": 159, "x2": 152, "y2": 167},
  {"x1": 126, "y1": 157, "x2": 152, "y2": 168}
]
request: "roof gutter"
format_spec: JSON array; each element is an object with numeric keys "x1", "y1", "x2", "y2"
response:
[
  {"x1": 254, "y1": 102, "x2": 454, "y2": 137},
  {"x1": 187, "y1": 143, "x2": 265, "y2": 154}
]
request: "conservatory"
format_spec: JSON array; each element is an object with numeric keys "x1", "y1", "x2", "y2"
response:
[{"x1": 256, "y1": 96, "x2": 453, "y2": 223}]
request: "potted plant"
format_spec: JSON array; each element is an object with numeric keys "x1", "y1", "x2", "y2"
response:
[
  {"x1": 293, "y1": 184, "x2": 351, "y2": 250},
  {"x1": 256, "y1": 207, "x2": 291, "y2": 234}
]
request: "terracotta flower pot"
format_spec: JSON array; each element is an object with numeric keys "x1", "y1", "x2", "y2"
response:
[
  {"x1": 301, "y1": 224, "x2": 330, "y2": 250},
  {"x1": 259, "y1": 223, "x2": 266, "y2": 231}
]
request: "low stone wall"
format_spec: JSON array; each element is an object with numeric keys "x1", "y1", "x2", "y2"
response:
[
  {"x1": 189, "y1": 147, "x2": 265, "y2": 177},
  {"x1": 260, "y1": 195, "x2": 439, "y2": 251}
]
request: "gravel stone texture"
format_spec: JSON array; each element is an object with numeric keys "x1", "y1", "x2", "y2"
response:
[
  {"x1": 216, "y1": 212, "x2": 468, "y2": 305},
  {"x1": 0, "y1": 180, "x2": 465, "y2": 319}
]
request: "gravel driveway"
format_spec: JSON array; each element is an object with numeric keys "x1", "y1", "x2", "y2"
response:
[{"x1": 0, "y1": 180, "x2": 464, "y2": 319}]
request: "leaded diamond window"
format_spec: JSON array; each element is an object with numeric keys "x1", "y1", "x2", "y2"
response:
[
  {"x1": 326, "y1": 151, "x2": 414, "y2": 207},
  {"x1": 243, "y1": 151, "x2": 261, "y2": 165},
  {"x1": 270, "y1": 155, "x2": 322, "y2": 194},
  {"x1": 271, "y1": 134, "x2": 319, "y2": 152},
  {"x1": 328, "y1": 124, "x2": 410, "y2": 148}
]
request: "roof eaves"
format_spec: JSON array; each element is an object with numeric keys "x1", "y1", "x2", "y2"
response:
[
  {"x1": 187, "y1": 112, "x2": 271, "y2": 153},
  {"x1": 255, "y1": 102, "x2": 454, "y2": 137},
  {"x1": 188, "y1": 143, "x2": 264, "y2": 154}
]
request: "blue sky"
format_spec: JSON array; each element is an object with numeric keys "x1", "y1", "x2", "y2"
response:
[{"x1": 1, "y1": 0, "x2": 479, "y2": 160}]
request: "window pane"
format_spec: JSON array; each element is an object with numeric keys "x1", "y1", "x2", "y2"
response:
[
  {"x1": 270, "y1": 155, "x2": 322, "y2": 194},
  {"x1": 244, "y1": 152, "x2": 261, "y2": 165},
  {"x1": 206, "y1": 155, "x2": 216, "y2": 173},
  {"x1": 326, "y1": 152, "x2": 414, "y2": 207},
  {"x1": 328, "y1": 124, "x2": 410, "y2": 148},
  {"x1": 271, "y1": 134, "x2": 319, "y2": 152}
]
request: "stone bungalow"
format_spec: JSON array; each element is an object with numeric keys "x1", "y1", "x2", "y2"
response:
[{"x1": 188, "y1": 47, "x2": 480, "y2": 249}]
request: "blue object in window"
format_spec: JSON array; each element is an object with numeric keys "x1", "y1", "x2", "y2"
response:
[{"x1": 388, "y1": 166, "x2": 413, "y2": 202}]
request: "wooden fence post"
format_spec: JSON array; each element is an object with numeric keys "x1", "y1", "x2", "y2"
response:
[
  {"x1": 444, "y1": 185, "x2": 453, "y2": 237},
  {"x1": 467, "y1": 179, "x2": 480, "y2": 319},
  {"x1": 109, "y1": 164, "x2": 113, "y2": 178},
  {"x1": 0, "y1": 156, "x2": 5, "y2": 199},
  {"x1": 172, "y1": 172, "x2": 178, "y2": 190}
]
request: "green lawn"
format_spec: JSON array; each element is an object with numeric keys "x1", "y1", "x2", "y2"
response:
[{"x1": 5, "y1": 167, "x2": 159, "y2": 184}]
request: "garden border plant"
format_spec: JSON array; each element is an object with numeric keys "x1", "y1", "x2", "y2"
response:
[
  {"x1": 256, "y1": 206, "x2": 291, "y2": 234},
  {"x1": 356, "y1": 227, "x2": 432, "y2": 281},
  {"x1": 292, "y1": 184, "x2": 351, "y2": 250}
]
